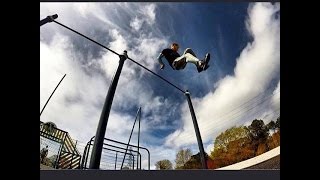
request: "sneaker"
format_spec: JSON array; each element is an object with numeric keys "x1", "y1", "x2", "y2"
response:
[
  {"x1": 202, "y1": 53, "x2": 211, "y2": 71},
  {"x1": 197, "y1": 61, "x2": 204, "y2": 73},
  {"x1": 204, "y1": 64, "x2": 210, "y2": 71}
]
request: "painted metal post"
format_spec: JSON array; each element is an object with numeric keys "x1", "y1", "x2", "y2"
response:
[
  {"x1": 137, "y1": 108, "x2": 141, "y2": 169},
  {"x1": 115, "y1": 152, "x2": 118, "y2": 170},
  {"x1": 40, "y1": 14, "x2": 58, "y2": 26},
  {"x1": 89, "y1": 51, "x2": 128, "y2": 169},
  {"x1": 184, "y1": 90, "x2": 207, "y2": 169}
]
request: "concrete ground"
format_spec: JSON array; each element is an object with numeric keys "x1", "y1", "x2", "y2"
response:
[{"x1": 245, "y1": 155, "x2": 280, "y2": 169}]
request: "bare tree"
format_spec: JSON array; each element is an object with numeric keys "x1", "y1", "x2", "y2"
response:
[
  {"x1": 155, "y1": 159, "x2": 173, "y2": 170},
  {"x1": 175, "y1": 149, "x2": 192, "y2": 169}
]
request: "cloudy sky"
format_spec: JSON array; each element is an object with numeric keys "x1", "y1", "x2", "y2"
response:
[{"x1": 40, "y1": 2, "x2": 280, "y2": 170}]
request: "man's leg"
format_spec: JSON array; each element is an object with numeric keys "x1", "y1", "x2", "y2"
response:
[
  {"x1": 173, "y1": 48, "x2": 208, "y2": 72},
  {"x1": 182, "y1": 48, "x2": 204, "y2": 68},
  {"x1": 177, "y1": 51, "x2": 205, "y2": 72},
  {"x1": 184, "y1": 53, "x2": 200, "y2": 65},
  {"x1": 184, "y1": 48, "x2": 211, "y2": 72},
  {"x1": 172, "y1": 56, "x2": 187, "y2": 70},
  {"x1": 183, "y1": 48, "x2": 197, "y2": 57},
  {"x1": 172, "y1": 53, "x2": 203, "y2": 71},
  {"x1": 173, "y1": 48, "x2": 199, "y2": 68}
]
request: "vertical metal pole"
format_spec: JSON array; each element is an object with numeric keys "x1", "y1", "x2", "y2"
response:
[
  {"x1": 74, "y1": 140, "x2": 78, "y2": 150},
  {"x1": 85, "y1": 137, "x2": 95, "y2": 168},
  {"x1": 147, "y1": 149, "x2": 150, "y2": 170},
  {"x1": 85, "y1": 144, "x2": 91, "y2": 168},
  {"x1": 132, "y1": 154, "x2": 134, "y2": 170},
  {"x1": 89, "y1": 51, "x2": 128, "y2": 169},
  {"x1": 137, "y1": 107, "x2": 141, "y2": 169},
  {"x1": 40, "y1": 74, "x2": 66, "y2": 116},
  {"x1": 139, "y1": 154, "x2": 142, "y2": 170},
  {"x1": 120, "y1": 107, "x2": 141, "y2": 169},
  {"x1": 184, "y1": 90, "x2": 207, "y2": 169},
  {"x1": 80, "y1": 145, "x2": 88, "y2": 169},
  {"x1": 114, "y1": 152, "x2": 118, "y2": 170}
]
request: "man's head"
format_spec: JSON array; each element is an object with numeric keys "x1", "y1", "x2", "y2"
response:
[
  {"x1": 46, "y1": 145, "x2": 48, "y2": 148},
  {"x1": 171, "y1": 42, "x2": 179, "y2": 52}
]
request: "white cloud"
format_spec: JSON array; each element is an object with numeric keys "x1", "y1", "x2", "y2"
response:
[
  {"x1": 142, "y1": 4, "x2": 156, "y2": 23},
  {"x1": 41, "y1": 2, "x2": 280, "y2": 169},
  {"x1": 40, "y1": 32, "x2": 172, "y2": 142},
  {"x1": 140, "y1": 145, "x2": 177, "y2": 170},
  {"x1": 99, "y1": 28, "x2": 129, "y2": 78},
  {"x1": 40, "y1": 34, "x2": 108, "y2": 142},
  {"x1": 130, "y1": 17, "x2": 144, "y2": 31},
  {"x1": 40, "y1": 3, "x2": 176, "y2": 165},
  {"x1": 129, "y1": 4, "x2": 156, "y2": 31},
  {"x1": 165, "y1": 2, "x2": 280, "y2": 148},
  {"x1": 205, "y1": 143, "x2": 214, "y2": 155},
  {"x1": 272, "y1": 81, "x2": 280, "y2": 110}
]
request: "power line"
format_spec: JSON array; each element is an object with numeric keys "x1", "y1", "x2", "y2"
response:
[
  {"x1": 179, "y1": 96, "x2": 280, "y2": 140},
  {"x1": 179, "y1": 105, "x2": 280, "y2": 141},
  {"x1": 212, "y1": 90, "x2": 279, "y2": 120},
  {"x1": 206, "y1": 94, "x2": 280, "y2": 129},
  {"x1": 149, "y1": 90, "x2": 279, "y2": 141},
  {"x1": 172, "y1": 94, "x2": 280, "y2": 140},
  {"x1": 149, "y1": 90, "x2": 280, "y2": 140}
]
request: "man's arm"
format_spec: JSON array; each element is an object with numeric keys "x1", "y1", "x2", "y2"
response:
[{"x1": 157, "y1": 53, "x2": 165, "y2": 69}]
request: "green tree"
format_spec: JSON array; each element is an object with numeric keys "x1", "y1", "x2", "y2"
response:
[
  {"x1": 208, "y1": 118, "x2": 280, "y2": 169},
  {"x1": 155, "y1": 159, "x2": 173, "y2": 170},
  {"x1": 212, "y1": 126, "x2": 250, "y2": 154},
  {"x1": 275, "y1": 116, "x2": 280, "y2": 130},
  {"x1": 182, "y1": 152, "x2": 215, "y2": 169},
  {"x1": 248, "y1": 119, "x2": 269, "y2": 141},
  {"x1": 247, "y1": 119, "x2": 270, "y2": 155},
  {"x1": 175, "y1": 148, "x2": 192, "y2": 169},
  {"x1": 43, "y1": 121, "x2": 57, "y2": 135},
  {"x1": 267, "y1": 131, "x2": 280, "y2": 149},
  {"x1": 267, "y1": 121, "x2": 276, "y2": 134},
  {"x1": 122, "y1": 166, "x2": 130, "y2": 170}
]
